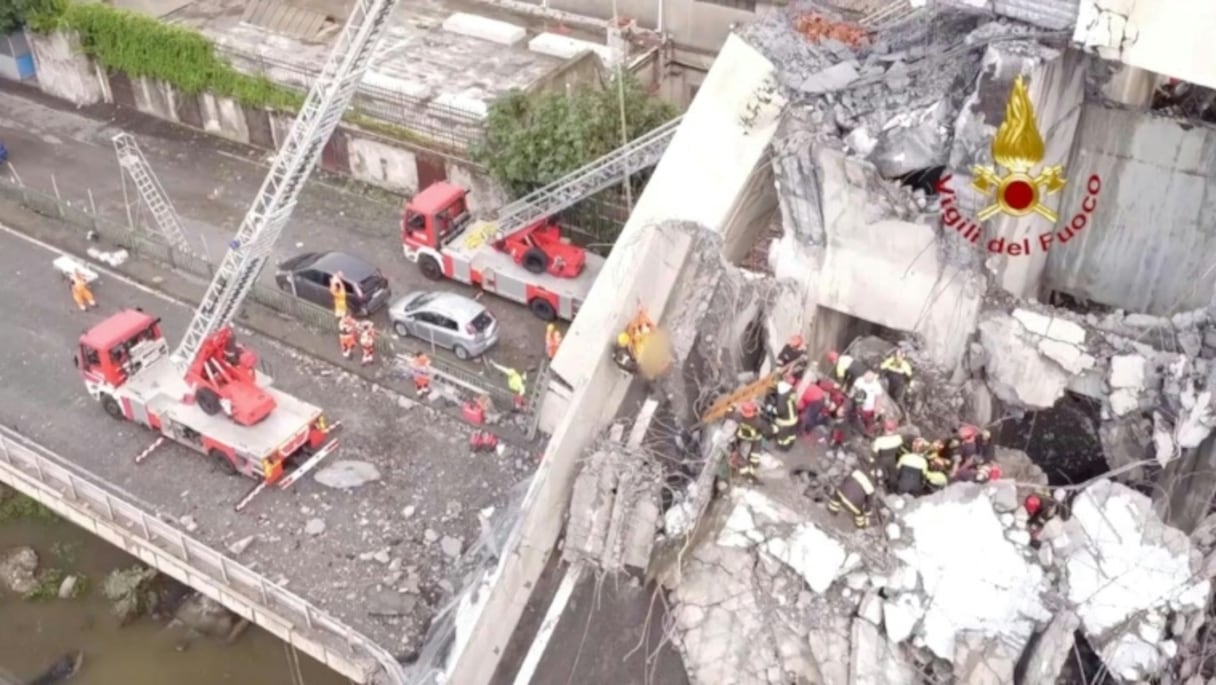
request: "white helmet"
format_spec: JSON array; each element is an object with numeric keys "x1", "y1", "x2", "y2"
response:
[{"x1": 777, "y1": 381, "x2": 792, "y2": 394}]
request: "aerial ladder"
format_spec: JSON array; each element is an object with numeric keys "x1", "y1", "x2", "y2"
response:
[
  {"x1": 113, "y1": 132, "x2": 197, "y2": 256},
  {"x1": 173, "y1": 0, "x2": 398, "y2": 367},
  {"x1": 491, "y1": 115, "x2": 681, "y2": 236}
]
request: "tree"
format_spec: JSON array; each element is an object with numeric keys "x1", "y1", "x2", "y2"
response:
[
  {"x1": 0, "y1": 0, "x2": 63, "y2": 34},
  {"x1": 472, "y1": 75, "x2": 677, "y2": 198}
]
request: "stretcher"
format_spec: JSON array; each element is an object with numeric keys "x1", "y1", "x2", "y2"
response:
[{"x1": 52, "y1": 255, "x2": 100, "y2": 284}]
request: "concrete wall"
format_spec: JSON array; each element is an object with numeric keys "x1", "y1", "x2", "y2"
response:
[
  {"x1": 1073, "y1": 0, "x2": 1216, "y2": 90},
  {"x1": 26, "y1": 30, "x2": 107, "y2": 106},
  {"x1": 524, "y1": 50, "x2": 604, "y2": 94},
  {"x1": 21, "y1": 31, "x2": 508, "y2": 211},
  {"x1": 1045, "y1": 106, "x2": 1216, "y2": 313}
]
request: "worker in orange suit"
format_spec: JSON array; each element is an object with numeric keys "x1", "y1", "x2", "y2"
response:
[
  {"x1": 338, "y1": 314, "x2": 357, "y2": 359},
  {"x1": 329, "y1": 272, "x2": 347, "y2": 318},
  {"x1": 357, "y1": 319, "x2": 376, "y2": 365},
  {"x1": 70, "y1": 271, "x2": 97, "y2": 311},
  {"x1": 409, "y1": 353, "x2": 432, "y2": 399},
  {"x1": 545, "y1": 323, "x2": 562, "y2": 360}
]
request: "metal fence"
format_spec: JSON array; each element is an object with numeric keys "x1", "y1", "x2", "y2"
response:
[
  {"x1": 0, "y1": 426, "x2": 407, "y2": 685},
  {"x1": 216, "y1": 44, "x2": 486, "y2": 153},
  {"x1": 0, "y1": 177, "x2": 520, "y2": 408}
]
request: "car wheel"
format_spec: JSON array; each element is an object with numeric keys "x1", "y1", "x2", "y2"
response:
[
  {"x1": 419, "y1": 255, "x2": 443, "y2": 281},
  {"x1": 196, "y1": 387, "x2": 223, "y2": 416},
  {"x1": 453, "y1": 344, "x2": 470, "y2": 361},
  {"x1": 101, "y1": 395, "x2": 124, "y2": 421},
  {"x1": 528, "y1": 298, "x2": 557, "y2": 322},
  {"x1": 393, "y1": 321, "x2": 410, "y2": 338},
  {"x1": 210, "y1": 448, "x2": 237, "y2": 476},
  {"x1": 522, "y1": 247, "x2": 549, "y2": 274}
]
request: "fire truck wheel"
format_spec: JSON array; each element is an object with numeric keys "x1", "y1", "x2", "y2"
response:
[
  {"x1": 528, "y1": 297, "x2": 557, "y2": 322},
  {"x1": 522, "y1": 247, "x2": 549, "y2": 274},
  {"x1": 209, "y1": 449, "x2": 237, "y2": 476},
  {"x1": 418, "y1": 255, "x2": 442, "y2": 281},
  {"x1": 196, "y1": 387, "x2": 223, "y2": 416},
  {"x1": 101, "y1": 395, "x2": 124, "y2": 421}
]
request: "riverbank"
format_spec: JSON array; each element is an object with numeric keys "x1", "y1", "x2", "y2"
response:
[{"x1": 0, "y1": 491, "x2": 345, "y2": 685}]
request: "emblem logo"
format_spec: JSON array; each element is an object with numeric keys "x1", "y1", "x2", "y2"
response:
[{"x1": 969, "y1": 75, "x2": 1067, "y2": 223}]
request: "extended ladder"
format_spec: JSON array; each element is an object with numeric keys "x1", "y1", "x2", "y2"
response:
[
  {"x1": 171, "y1": 0, "x2": 400, "y2": 369},
  {"x1": 494, "y1": 115, "x2": 682, "y2": 236},
  {"x1": 113, "y1": 133, "x2": 196, "y2": 256}
]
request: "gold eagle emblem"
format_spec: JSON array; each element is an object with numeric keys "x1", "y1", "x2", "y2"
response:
[{"x1": 970, "y1": 75, "x2": 1066, "y2": 222}]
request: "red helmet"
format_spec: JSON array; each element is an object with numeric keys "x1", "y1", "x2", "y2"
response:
[
  {"x1": 883, "y1": 419, "x2": 898, "y2": 433},
  {"x1": 958, "y1": 425, "x2": 979, "y2": 441},
  {"x1": 739, "y1": 401, "x2": 758, "y2": 418},
  {"x1": 826, "y1": 350, "x2": 840, "y2": 363},
  {"x1": 1024, "y1": 494, "x2": 1042, "y2": 515},
  {"x1": 789, "y1": 333, "x2": 805, "y2": 348}
]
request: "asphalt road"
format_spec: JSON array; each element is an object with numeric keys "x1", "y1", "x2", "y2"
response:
[
  {"x1": 0, "y1": 80, "x2": 541, "y2": 371},
  {"x1": 0, "y1": 225, "x2": 535, "y2": 654}
]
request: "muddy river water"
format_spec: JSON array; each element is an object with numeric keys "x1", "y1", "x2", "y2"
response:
[{"x1": 0, "y1": 515, "x2": 346, "y2": 685}]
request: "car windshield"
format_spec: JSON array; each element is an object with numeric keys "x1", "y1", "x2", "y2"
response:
[
  {"x1": 405, "y1": 293, "x2": 438, "y2": 311},
  {"x1": 470, "y1": 312, "x2": 493, "y2": 332}
]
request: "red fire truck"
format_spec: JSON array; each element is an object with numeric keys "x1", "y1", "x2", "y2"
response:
[
  {"x1": 75, "y1": 309, "x2": 337, "y2": 494},
  {"x1": 401, "y1": 182, "x2": 605, "y2": 322}
]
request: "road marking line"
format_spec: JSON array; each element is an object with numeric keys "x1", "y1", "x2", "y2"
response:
[{"x1": 511, "y1": 563, "x2": 586, "y2": 685}]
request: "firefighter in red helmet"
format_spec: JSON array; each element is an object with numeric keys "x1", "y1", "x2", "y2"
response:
[
  {"x1": 732, "y1": 400, "x2": 767, "y2": 479},
  {"x1": 777, "y1": 333, "x2": 808, "y2": 381}
]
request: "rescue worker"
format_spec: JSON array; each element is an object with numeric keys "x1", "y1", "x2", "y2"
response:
[
  {"x1": 1024, "y1": 491, "x2": 1059, "y2": 546},
  {"x1": 828, "y1": 466, "x2": 881, "y2": 529},
  {"x1": 329, "y1": 272, "x2": 348, "y2": 318},
  {"x1": 852, "y1": 371, "x2": 886, "y2": 435},
  {"x1": 976, "y1": 428, "x2": 996, "y2": 465},
  {"x1": 770, "y1": 381, "x2": 799, "y2": 451},
  {"x1": 624, "y1": 307, "x2": 655, "y2": 351},
  {"x1": 776, "y1": 334, "x2": 808, "y2": 381},
  {"x1": 924, "y1": 457, "x2": 950, "y2": 491},
  {"x1": 491, "y1": 362, "x2": 527, "y2": 411},
  {"x1": 872, "y1": 420, "x2": 905, "y2": 482},
  {"x1": 819, "y1": 378, "x2": 849, "y2": 447},
  {"x1": 893, "y1": 439, "x2": 932, "y2": 496},
  {"x1": 796, "y1": 379, "x2": 828, "y2": 436},
  {"x1": 69, "y1": 270, "x2": 97, "y2": 311},
  {"x1": 338, "y1": 314, "x2": 357, "y2": 359},
  {"x1": 732, "y1": 401, "x2": 766, "y2": 479},
  {"x1": 826, "y1": 350, "x2": 867, "y2": 392},
  {"x1": 879, "y1": 348, "x2": 913, "y2": 405},
  {"x1": 612, "y1": 333, "x2": 639, "y2": 374},
  {"x1": 952, "y1": 424, "x2": 982, "y2": 471},
  {"x1": 357, "y1": 319, "x2": 376, "y2": 365},
  {"x1": 545, "y1": 323, "x2": 562, "y2": 360},
  {"x1": 409, "y1": 353, "x2": 432, "y2": 399}
]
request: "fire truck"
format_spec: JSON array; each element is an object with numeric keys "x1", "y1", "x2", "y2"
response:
[
  {"x1": 400, "y1": 117, "x2": 681, "y2": 322},
  {"x1": 72, "y1": 0, "x2": 403, "y2": 510}
]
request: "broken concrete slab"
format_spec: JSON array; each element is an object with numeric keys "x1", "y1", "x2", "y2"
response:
[
  {"x1": 952, "y1": 631, "x2": 1015, "y2": 684},
  {"x1": 807, "y1": 610, "x2": 852, "y2": 685},
  {"x1": 1020, "y1": 610, "x2": 1080, "y2": 685},
  {"x1": 798, "y1": 60, "x2": 861, "y2": 94},
  {"x1": 979, "y1": 310, "x2": 1086, "y2": 408},
  {"x1": 1062, "y1": 480, "x2": 1211, "y2": 681},
  {"x1": 850, "y1": 618, "x2": 917, "y2": 685}
]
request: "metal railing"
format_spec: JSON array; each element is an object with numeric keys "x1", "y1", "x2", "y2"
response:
[
  {"x1": 0, "y1": 426, "x2": 407, "y2": 685},
  {"x1": 215, "y1": 44, "x2": 486, "y2": 152}
]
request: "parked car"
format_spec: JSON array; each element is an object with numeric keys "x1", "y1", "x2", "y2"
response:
[
  {"x1": 274, "y1": 251, "x2": 391, "y2": 316},
  {"x1": 388, "y1": 290, "x2": 499, "y2": 360}
]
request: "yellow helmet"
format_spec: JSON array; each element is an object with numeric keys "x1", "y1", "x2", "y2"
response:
[
  {"x1": 547, "y1": 323, "x2": 556, "y2": 333},
  {"x1": 617, "y1": 332, "x2": 631, "y2": 347}
]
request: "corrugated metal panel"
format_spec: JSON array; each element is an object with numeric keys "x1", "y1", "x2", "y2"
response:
[
  {"x1": 1044, "y1": 105, "x2": 1216, "y2": 314},
  {"x1": 933, "y1": 0, "x2": 1080, "y2": 30}
]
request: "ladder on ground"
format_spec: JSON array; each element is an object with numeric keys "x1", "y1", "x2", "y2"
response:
[
  {"x1": 171, "y1": 0, "x2": 400, "y2": 370},
  {"x1": 493, "y1": 115, "x2": 682, "y2": 236},
  {"x1": 113, "y1": 133, "x2": 196, "y2": 256}
]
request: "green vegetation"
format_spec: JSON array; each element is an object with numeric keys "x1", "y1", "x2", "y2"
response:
[
  {"x1": 25, "y1": 568, "x2": 88, "y2": 601},
  {"x1": 0, "y1": 493, "x2": 59, "y2": 524},
  {"x1": 25, "y1": 1, "x2": 300, "y2": 110},
  {"x1": 0, "y1": 0, "x2": 59, "y2": 34},
  {"x1": 472, "y1": 75, "x2": 677, "y2": 198}
]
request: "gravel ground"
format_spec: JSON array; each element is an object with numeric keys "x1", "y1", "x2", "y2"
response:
[{"x1": 0, "y1": 225, "x2": 536, "y2": 654}]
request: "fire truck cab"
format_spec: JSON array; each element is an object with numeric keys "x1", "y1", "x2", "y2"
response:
[
  {"x1": 401, "y1": 182, "x2": 604, "y2": 322},
  {"x1": 76, "y1": 309, "x2": 337, "y2": 486}
]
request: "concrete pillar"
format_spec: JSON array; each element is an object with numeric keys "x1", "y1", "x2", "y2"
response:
[{"x1": 1101, "y1": 64, "x2": 1160, "y2": 106}]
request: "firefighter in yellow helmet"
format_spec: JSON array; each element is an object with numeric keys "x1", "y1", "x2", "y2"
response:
[{"x1": 612, "y1": 331, "x2": 639, "y2": 374}]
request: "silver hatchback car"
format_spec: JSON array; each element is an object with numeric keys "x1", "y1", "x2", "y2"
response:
[{"x1": 388, "y1": 291, "x2": 499, "y2": 360}]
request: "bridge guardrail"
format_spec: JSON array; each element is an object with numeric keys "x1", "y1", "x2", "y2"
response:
[{"x1": 0, "y1": 426, "x2": 407, "y2": 685}]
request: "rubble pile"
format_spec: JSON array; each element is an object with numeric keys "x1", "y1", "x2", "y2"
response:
[
  {"x1": 662, "y1": 477, "x2": 1209, "y2": 684},
  {"x1": 791, "y1": 13, "x2": 869, "y2": 48}
]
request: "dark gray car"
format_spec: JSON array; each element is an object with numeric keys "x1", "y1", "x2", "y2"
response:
[
  {"x1": 274, "y1": 251, "x2": 391, "y2": 316},
  {"x1": 388, "y1": 291, "x2": 499, "y2": 360}
]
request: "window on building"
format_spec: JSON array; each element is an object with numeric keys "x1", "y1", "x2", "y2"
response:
[{"x1": 696, "y1": 0, "x2": 756, "y2": 12}]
